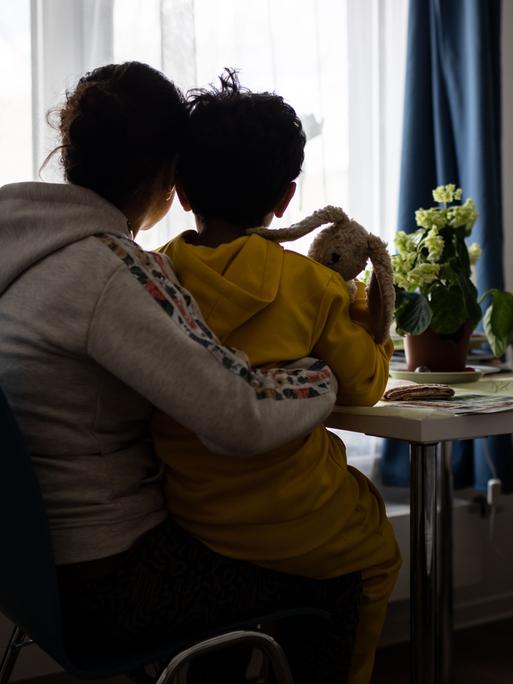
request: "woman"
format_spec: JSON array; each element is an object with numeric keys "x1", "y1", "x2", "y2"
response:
[{"x1": 0, "y1": 62, "x2": 360, "y2": 683}]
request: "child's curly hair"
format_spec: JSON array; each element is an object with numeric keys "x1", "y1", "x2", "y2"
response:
[{"x1": 178, "y1": 69, "x2": 306, "y2": 229}]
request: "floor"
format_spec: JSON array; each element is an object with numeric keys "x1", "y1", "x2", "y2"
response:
[
  {"x1": 16, "y1": 617, "x2": 513, "y2": 684},
  {"x1": 371, "y1": 617, "x2": 513, "y2": 683}
]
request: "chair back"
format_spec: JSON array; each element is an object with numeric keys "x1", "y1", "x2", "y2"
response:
[{"x1": 0, "y1": 388, "x2": 64, "y2": 656}]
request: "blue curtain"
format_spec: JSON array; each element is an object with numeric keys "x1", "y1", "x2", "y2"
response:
[{"x1": 381, "y1": 0, "x2": 513, "y2": 493}]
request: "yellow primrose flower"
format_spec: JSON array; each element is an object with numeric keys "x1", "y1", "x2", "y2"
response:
[
  {"x1": 409, "y1": 263, "x2": 440, "y2": 287},
  {"x1": 415, "y1": 207, "x2": 447, "y2": 229},
  {"x1": 393, "y1": 270, "x2": 412, "y2": 290},
  {"x1": 425, "y1": 226, "x2": 444, "y2": 262},
  {"x1": 394, "y1": 231, "x2": 416, "y2": 255},
  {"x1": 468, "y1": 242, "x2": 481, "y2": 265},
  {"x1": 392, "y1": 255, "x2": 415, "y2": 290},
  {"x1": 432, "y1": 183, "x2": 462, "y2": 203},
  {"x1": 447, "y1": 198, "x2": 478, "y2": 230},
  {"x1": 392, "y1": 252, "x2": 415, "y2": 273}
]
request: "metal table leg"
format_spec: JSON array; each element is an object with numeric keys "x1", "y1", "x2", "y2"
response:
[{"x1": 410, "y1": 441, "x2": 454, "y2": 684}]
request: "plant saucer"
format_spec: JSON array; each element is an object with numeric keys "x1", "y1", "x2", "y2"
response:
[{"x1": 389, "y1": 369, "x2": 483, "y2": 384}]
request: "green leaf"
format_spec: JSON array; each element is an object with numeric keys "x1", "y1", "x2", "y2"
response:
[
  {"x1": 458, "y1": 274, "x2": 482, "y2": 325},
  {"x1": 429, "y1": 284, "x2": 467, "y2": 334},
  {"x1": 394, "y1": 285, "x2": 408, "y2": 308},
  {"x1": 482, "y1": 290, "x2": 513, "y2": 357},
  {"x1": 479, "y1": 288, "x2": 499, "y2": 305},
  {"x1": 454, "y1": 234, "x2": 471, "y2": 275},
  {"x1": 395, "y1": 293, "x2": 432, "y2": 335}
]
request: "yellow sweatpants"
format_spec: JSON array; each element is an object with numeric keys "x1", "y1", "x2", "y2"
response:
[{"x1": 347, "y1": 484, "x2": 402, "y2": 684}]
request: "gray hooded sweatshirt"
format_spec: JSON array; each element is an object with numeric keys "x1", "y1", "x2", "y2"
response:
[{"x1": 0, "y1": 182, "x2": 336, "y2": 564}]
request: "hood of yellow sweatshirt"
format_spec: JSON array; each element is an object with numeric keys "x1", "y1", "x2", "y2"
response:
[{"x1": 168, "y1": 233, "x2": 284, "y2": 341}]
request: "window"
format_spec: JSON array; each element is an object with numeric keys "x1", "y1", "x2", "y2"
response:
[
  {"x1": 112, "y1": 0, "x2": 408, "y2": 252},
  {"x1": 19, "y1": 0, "x2": 408, "y2": 251}
]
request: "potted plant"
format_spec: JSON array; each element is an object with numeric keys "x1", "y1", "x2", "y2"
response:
[{"x1": 393, "y1": 184, "x2": 513, "y2": 371}]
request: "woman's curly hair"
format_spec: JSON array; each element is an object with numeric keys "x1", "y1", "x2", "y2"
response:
[{"x1": 49, "y1": 62, "x2": 187, "y2": 203}]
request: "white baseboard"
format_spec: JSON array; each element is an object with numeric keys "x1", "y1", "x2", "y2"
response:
[
  {"x1": 455, "y1": 591, "x2": 513, "y2": 631},
  {"x1": 379, "y1": 591, "x2": 513, "y2": 647},
  {"x1": 385, "y1": 497, "x2": 484, "y2": 602},
  {"x1": 380, "y1": 492, "x2": 513, "y2": 646}
]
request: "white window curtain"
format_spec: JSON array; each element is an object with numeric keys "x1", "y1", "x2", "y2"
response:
[
  {"x1": 0, "y1": 0, "x2": 32, "y2": 188},
  {"x1": 28, "y1": 0, "x2": 408, "y2": 253},
  {"x1": 30, "y1": 0, "x2": 114, "y2": 181}
]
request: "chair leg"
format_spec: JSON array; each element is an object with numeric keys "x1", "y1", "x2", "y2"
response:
[
  {"x1": 0, "y1": 627, "x2": 29, "y2": 684},
  {"x1": 155, "y1": 630, "x2": 294, "y2": 684}
]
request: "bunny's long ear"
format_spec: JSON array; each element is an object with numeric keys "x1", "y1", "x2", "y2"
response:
[
  {"x1": 248, "y1": 205, "x2": 350, "y2": 243},
  {"x1": 367, "y1": 234, "x2": 396, "y2": 343}
]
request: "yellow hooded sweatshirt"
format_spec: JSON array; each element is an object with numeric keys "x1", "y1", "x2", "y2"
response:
[{"x1": 152, "y1": 232, "x2": 394, "y2": 579}]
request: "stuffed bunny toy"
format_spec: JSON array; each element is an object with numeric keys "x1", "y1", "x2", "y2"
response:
[{"x1": 249, "y1": 205, "x2": 395, "y2": 344}]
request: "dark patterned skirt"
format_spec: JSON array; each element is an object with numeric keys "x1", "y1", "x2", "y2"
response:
[{"x1": 58, "y1": 518, "x2": 361, "y2": 683}]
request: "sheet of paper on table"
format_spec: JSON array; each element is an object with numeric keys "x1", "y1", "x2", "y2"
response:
[{"x1": 381, "y1": 393, "x2": 513, "y2": 414}]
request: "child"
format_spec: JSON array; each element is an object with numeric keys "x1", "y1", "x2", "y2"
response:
[{"x1": 153, "y1": 71, "x2": 400, "y2": 684}]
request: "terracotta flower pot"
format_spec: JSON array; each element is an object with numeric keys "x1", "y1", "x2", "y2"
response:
[{"x1": 404, "y1": 321, "x2": 475, "y2": 372}]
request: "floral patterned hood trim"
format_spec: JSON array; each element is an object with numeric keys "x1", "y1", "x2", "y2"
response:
[{"x1": 95, "y1": 234, "x2": 333, "y2": 400}]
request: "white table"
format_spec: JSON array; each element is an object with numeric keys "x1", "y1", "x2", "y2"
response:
[{"x1": 325, "y1": 375, "x2": 513, "y2": 684}]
